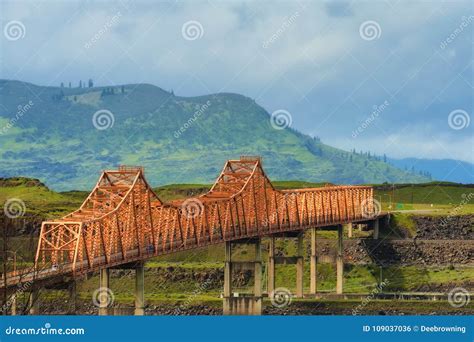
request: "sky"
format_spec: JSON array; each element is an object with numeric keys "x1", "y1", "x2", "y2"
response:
[{"x1": 1, "y1": 0, "x2": 473, "y2": 163}]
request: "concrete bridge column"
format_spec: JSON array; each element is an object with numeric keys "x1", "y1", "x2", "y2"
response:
[
  {"x1": 296, "y1": 233, "x2": 304, "y2": 298},
  {"x1": 134, "y1": 263, "x2": 145, "y2": 316},
  {"x1": 336, "y1": 224, "x2": 344, "y2": 295},
  {"x1": 68, "y1": 281, "x2": 76, "y2": 315},
  {"x1": 223, "y1": 239, "x2": 262, "y2": 315},
  {"x1": 28, "y1": 289, "x2": 39, "y2": 315},
  {"x1": 310, "y1": 227, "x2": 317, "y2": 295},
  {"x1": 99, "y1": 268, "x2": 110, "y2": 315},
  {"x1": 346, "y1": 222, "x2": 353, "y2": 238},
  {"x1": 11, "y1": 293, "x2": 17, "y2": 315},
  {"x1": 267, "y1": 237, "x2": 275, "y2": 297},
  {"x1": 223, "y1": 241, "x2": 232, "y2": 315},
  {"x1": 254, "y1": 240, "x2": 262, "y2": 297},
  {"x1": 373, "y1": 219, "x2": 380, "y2": 239},
  {"x1": 254, "y1": 239, "x2": 262, "y2": 314},
  {"x1": 266, "y1": 233, "x2": 304, "y2": 298}
]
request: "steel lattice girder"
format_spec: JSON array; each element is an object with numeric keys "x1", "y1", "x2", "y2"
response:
[{"x1": 27, "y1": 158, "x2": 377, "y2": 283}]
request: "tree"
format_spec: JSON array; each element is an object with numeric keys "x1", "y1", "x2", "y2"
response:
[{"x1": 52, "y1": 90, "x2": 65, "y2": 101}]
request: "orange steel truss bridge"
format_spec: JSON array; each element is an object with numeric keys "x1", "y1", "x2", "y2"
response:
[{"x1": 2, "y1": 157, "x2": 380, "y2": 292}]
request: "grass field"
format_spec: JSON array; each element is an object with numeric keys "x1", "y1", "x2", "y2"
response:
[
  {"x1": 0, "y1": 178, "x2": 84, "y2": 218},
  {"x1": 374, "y1": 182, "x2": 473, "y2": 204}
]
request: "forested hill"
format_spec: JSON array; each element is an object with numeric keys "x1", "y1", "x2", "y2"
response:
[{"x1": 0, "y1": 80, "x2": 428, "y2": 190}]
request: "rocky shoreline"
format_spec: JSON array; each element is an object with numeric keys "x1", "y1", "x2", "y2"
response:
[
  {"x1": 318, "y1": 239, "x2": 473, "y2": 265},
  {"x1": 413, "y1": 215, "x2": 473, "y2": 240},
  {"x1": 31, "y1": 298, "x2": 474, "y2": 316}
]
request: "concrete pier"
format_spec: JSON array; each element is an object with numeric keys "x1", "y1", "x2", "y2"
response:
[
  {"x1": 296, "y1": 233, "x2": 304, "y2": 298},
  {"x1": 11, "y1": 293, "x2": 17, "y2": 315},
  {"x1": 134, "y1": 263, "x2": 145, "y2": 315},
  {"x1": 254, "y1": 241, "x2": 262, "y2": 299},
  {"x1": 266, "y1": 232, "x2": 304, "y2": 298},
  {"x1": 99, "y1": 268, "x2": 110, "y2": 315},
  {"x1": 68, "y1": 281, "x2": 76, "y2": 315},
  {"x1": 336, "y1": 224, "x2": 344, "y2": 294},
  {"x1": 346, "y1": 222, "x2": 353, "y2": 238},
  {"x1": 267, "y1": 237, "x2": 276, "y2": 296},
  {"x1": 373, "y1": 219, "x2": 380, "y2": 239},
  {"x1": 28, "y1": 289, "x2": 39, "y2": 315},
  {"x1": 223, "y1": 238, "x2": 262, "y2": 315},
  {"x1": 310, "y1": 227, "x2": 317, "y2": 295},
  {"x1": 224, "y1": 241, "x2": 232, "y2": 301}
]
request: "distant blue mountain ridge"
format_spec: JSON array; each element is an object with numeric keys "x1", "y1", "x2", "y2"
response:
[{"x1": 388, "y1": 158, "x2": 473, "y2": 184}]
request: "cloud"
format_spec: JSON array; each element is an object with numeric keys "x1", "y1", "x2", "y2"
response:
[{"x1": 324, "y1": 1, "x2": 354, "y2": 17}]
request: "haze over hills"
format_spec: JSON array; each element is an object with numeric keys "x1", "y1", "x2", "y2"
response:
[
  {"x1": 389, "y1": 158, "x2": 474, "y2": 184},
  {"x1": 0, "y1": 79, "x2": 432, "y2": 191}
]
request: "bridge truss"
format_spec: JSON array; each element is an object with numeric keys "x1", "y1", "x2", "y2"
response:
[{"x1": 34, "y1": 157, "x2": 375, "y2": 278}]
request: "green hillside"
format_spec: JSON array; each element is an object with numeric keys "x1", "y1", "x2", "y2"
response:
[{"x1": 0, "y1": 80, "x2": 428, "y2": 190}]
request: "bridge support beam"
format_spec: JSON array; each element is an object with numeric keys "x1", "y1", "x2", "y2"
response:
[
  {"x1": 372, "y1": 219, "x2": 379, "y2": 239},
  {"x1": 346, "y1": 222, "x2": 353, "y2": 238},
  {"x1": 28, "y1": 289, "x2": 40, "y2": 315},
  {"x1": 223, "y1": 238, "x2": 262, "y2": 315},
  {"x1": 254, "y1": 240, "x2": 262, "y2": 299},
  {"x1": 99, "y1": 268, "x2": 110, "y2": 315},
  {"x1": 224, "y1": 241, "x2": 232, "y2": 301},
  {"x1": 267, "y1": 237, "x2": 275, "y2": 296},
  {"x1": 310, "y1": 227, "x2": 317, "y2": 295},
  {"x1": 68, "y1": 281, "x2": 77, "y2": 315},
  {"x1": 134, "y1": 263, "x2": 145, "y2": 316},
  {"x1": 336, "y1": 224, "x2": 344, "y2": 295},
  {"x1": 266, "y1": 232, "x2": 304, "y2": 298},
  {"x1": 296, "y1": 233, "x2": 304, "y2": 298},
  {"x1": 11, "y1": 293, "x2": 17, "y2": 315}
]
